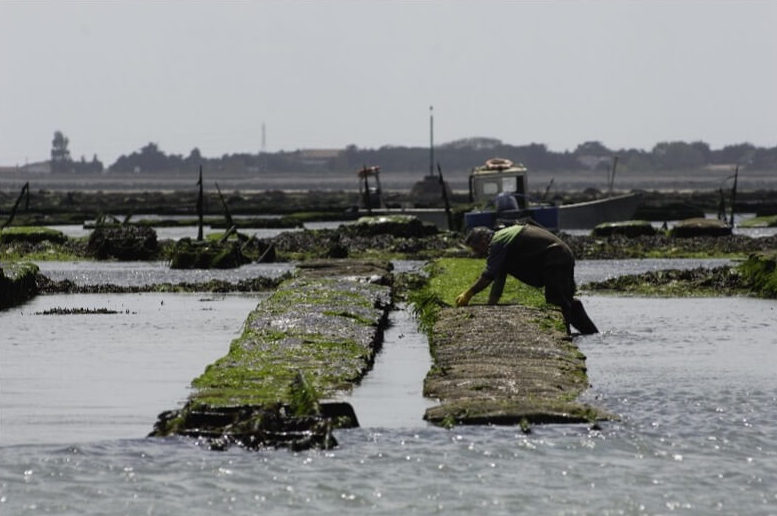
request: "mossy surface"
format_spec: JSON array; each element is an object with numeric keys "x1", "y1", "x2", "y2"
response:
[
  {"x1": 420, "y1": 257, "x2": 547, "y2": 309},
  {"x1": 0, "y1": 226, "x2": 67, "y2": 244},
  {"x1": 151, "y1": 260, "x2": 393, "y2": 450},
  {"x1": 182, "y1": 274, "x2": 391, "y2": 407},
  {"x1": 0, "y1": 240, "x2": 87, "y2": 262},
  {"x1": 738, "y1": 252, "x2": 777, "y2": 298},
  {"x1": 584, "y1": 255, "x2": 777, "y2": 299},
  {"x1": 740, "y1": 214, "x2": 777, "y2": 228}
]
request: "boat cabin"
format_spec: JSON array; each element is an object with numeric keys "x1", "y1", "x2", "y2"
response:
[
  {"x1": 469, "y1": 158, "x2": 529, "y2": 209},
  {"x1": 357, "y1": 165, "x2": 384, "y2": 211}
]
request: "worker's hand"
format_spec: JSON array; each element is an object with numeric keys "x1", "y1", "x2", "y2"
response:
[{"x1": 455, "y1": 290, "x2": 473, "y2": 307}]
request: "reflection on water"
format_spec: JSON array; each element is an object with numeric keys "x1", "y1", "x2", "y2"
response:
[{"x1": 1, "y1": 260, "x2": 776, "y2": 515}]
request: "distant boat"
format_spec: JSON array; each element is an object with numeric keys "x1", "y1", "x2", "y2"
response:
[{"x1": 464, "y1": 158, "x2": 641, "y2": 231}]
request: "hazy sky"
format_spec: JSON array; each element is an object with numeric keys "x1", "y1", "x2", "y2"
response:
[{"x1": 1, "y1": 0, "x2": 776, "y2": 166}]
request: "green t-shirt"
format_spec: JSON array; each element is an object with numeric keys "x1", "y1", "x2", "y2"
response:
[{"x1": 484, "y1": 224, "x2": 573, "y2": 287}]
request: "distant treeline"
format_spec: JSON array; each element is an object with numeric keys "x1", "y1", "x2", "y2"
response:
[{"x1": 50, "y1": 134, "x2": 777, "y2": 175}]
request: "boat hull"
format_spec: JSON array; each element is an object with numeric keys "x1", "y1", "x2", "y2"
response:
[
  {"x1": 464, "y1": 193, "x2": 642, "y2": 231},
  {"x1": 557, "y1": 193, "x2": 642, "y2": 229}
]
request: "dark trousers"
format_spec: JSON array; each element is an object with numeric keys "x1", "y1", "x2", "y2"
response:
[{"x1": 542, "y1": 265, "x2": 598, "y2": 335}]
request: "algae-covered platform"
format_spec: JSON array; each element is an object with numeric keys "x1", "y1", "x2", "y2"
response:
[
  {"x1": 150, "y1": 259, "x2": 393, "y2": 450},
  {"x1": 424, "y1": 305, "x2": 607, "y2": 427}
]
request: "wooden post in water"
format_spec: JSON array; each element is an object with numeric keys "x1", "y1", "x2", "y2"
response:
[
  {"x1": 1, "y1": 181, "x2": 30, "y2": 230},
  {"x1": 196, "y1": 166, "x2": 204, "y2": 241},
  {"x1": 437, "y1": 163, "x2": 452, "y2": 230},
  {"x1": 215, "y1": 182, "x2": 234, "y2": 229},
  {"x1": 608, "y1": 156, "x2": 619, "y2": 195},
  {"x1": 729, "y1": 166, "x2": 739, "y2": 227},
  {"x1": 429, "y1": 105, "x2": 434, "y2": 178},
  {"x1": 362, "y1": 166, "x2": 372, "y2": 215}
]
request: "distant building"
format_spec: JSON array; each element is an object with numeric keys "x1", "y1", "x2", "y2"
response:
[
  {"x1": 294, "y1": 149, "x2": 343, "y2": 168},
  {"x1": 20, "y1": 161, "x2": 52, "y2": 174}
]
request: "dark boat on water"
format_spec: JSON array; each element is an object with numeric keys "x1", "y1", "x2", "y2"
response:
[{"x1": 464, "y1": 158, "x2": 641, "y2": 231}]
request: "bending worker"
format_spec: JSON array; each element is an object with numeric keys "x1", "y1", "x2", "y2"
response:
[{"x1": 456, "y1": 224, "x2": 598, "y2": 335}]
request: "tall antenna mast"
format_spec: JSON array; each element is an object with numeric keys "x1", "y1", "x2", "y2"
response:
[
  {"x1": 261, "y1": 122, "x2": 267, "y2": 172},
  {"x1": 429, "y1": 105, "x2": 434, "y2": 177}
]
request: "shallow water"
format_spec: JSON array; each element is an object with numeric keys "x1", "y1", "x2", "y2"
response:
[
  {"x1": 342, "y1": 304, "x2": 437, "y2": 428},
  {"x1": 2, "y1": 260, "x2": 776, "y2": 514},
  {"x1": 1, "y1": 293, "x2": 261, "y2": 446},
  {"x1": 34, "y1": 261, "x2": 294, "y2": 287}
]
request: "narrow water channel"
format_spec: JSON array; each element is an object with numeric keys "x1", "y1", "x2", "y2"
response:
[{"x1": 343, "y1": 304, "x2": 436, "y2": 429}]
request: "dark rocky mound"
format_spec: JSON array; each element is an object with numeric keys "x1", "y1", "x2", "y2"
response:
[
  {"x1": 563, "y1": 233, "x2": 777, "y2": 260},
  {"x1": 0, "y1": 263, "x2": 39, "y2": 310},
  {"x1": 169, "y1": 238, "x2": 250, "y2": 269},
  {"x1": 87, "y1": 225, "x2": 159, "y2": 260},
  {"x1": 670, "y1": 218, "x2": 732, "y2": 238},
  {"x1": 592, "y1": 220, "x2": 657, "y2": 238}
]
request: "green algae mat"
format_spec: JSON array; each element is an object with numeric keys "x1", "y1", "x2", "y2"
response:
[{"x1": 151, "y1": 260, "x2": 393, "y2": 450}]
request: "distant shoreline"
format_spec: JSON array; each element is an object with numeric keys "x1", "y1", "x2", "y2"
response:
[{"x1": 0, "y1": 167, "x2": 774, "y2": 193}]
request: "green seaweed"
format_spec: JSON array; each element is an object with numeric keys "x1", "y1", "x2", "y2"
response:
[
  {"x1": 739, "y1": 215, "x2": 777, "y2": 228},
  {"x1": 739, "y1": 252, "x2": 777, "y2": 298},
  {"x1": 409, "y1": 257, "x2": 554, "y2": 333},
  {"x1": 185, "y1": 276, "x2": 388, "y2": 409},
  {"x1": 0, "y1": 226, "x2": 67, "y2": 244}
]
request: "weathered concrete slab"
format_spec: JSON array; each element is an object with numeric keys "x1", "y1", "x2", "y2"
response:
[
  {"x1": 424, "y1": 305, "x2": 609, "y2": 427},
  {"x1": 150, "y1": 259, "x2": 393, "y2": 450}
]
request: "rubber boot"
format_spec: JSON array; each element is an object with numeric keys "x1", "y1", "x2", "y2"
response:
[{"x1": 568, "y1": 299, "x2": 598, "y2": 335}]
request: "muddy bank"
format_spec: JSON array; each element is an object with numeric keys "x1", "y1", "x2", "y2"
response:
[
  {"x1": 564, "y1": 233, "x2": 777, "y2": 260},
  {"x1": 268, "y1": 225, "x2": 775, "y2": 262},
  {"x1": 424, "y1": 305, "x2": 609, "y2": 427},
  {"x1": 268, "y1": 223, "x2": 464, "y2": 261},
  {"x1": 583, "y1": 252, "x2": 777, "y2": 298},
  {"x1": 34, "y1": 273, "x2": 286, "y2": 295},
  {"x1": 583, "y1": 266, "x2": 746, "y2": 296},
  {"x1": 150, "y1": 260, "x2": 393, "y2": 451}
]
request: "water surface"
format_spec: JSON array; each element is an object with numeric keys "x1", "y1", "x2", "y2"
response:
[{"x1": 1, "y1": 261, "x2": 775, "y2": 514}]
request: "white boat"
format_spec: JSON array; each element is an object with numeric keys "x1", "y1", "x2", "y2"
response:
[{"x1": 465, "y1": 158, "x2": 641, "y2": 231}]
